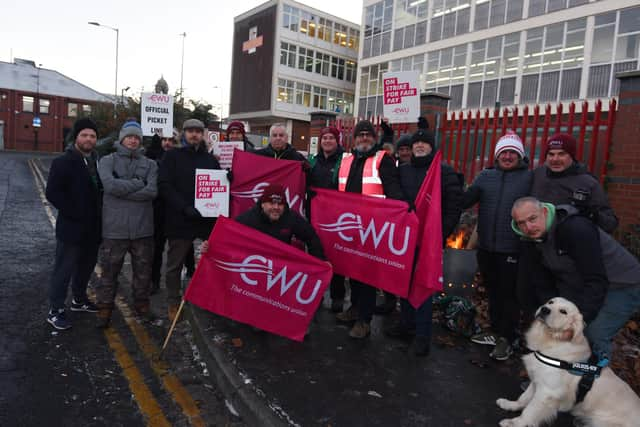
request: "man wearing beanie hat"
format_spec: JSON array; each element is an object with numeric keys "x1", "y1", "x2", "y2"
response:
[
  {"x1": 530, "y1": 132, "x2": 617, "y2": 233},
  {"x1": 395, "y1": 134, "x2": 413, "y2": 165},
  {"x1": 307, "y1": 126, "x2": 347, "y2": 312},
  {"x1": 225, "y1": 120, "x2": 254, "y2": 151},
  {"x1": 383, "y1": 119, "x2": 463, "y2": 356},
  {"x1": 158, "y1": 116, "x2": 222, "y2": 321},
  {"x1": 335, "y1": 119, "x2": 404, "y2": 339},
  {"x1": 462, "y1": 130, "x2": 532, "y2": 360},
  {"x1": 45, "y1": 117, "x2": 102, "y2": 330},
  {"x1": 94, "y1": 120, "x2": 158, "y2": 327}
]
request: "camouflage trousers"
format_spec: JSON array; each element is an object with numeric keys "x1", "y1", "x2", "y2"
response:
[{"x1": 96, "y1": 237, "x2": 154, "y2": 309}]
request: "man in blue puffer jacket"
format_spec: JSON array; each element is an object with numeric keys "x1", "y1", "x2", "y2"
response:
[{"x1": 462, "y1": 131, "x2": 532, "y2": 361}]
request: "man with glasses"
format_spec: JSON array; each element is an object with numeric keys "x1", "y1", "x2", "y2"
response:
[
  {"x1": 254, "y1": 123, "x2": 307, "y2": 162},
  {"x1": 158, "y1": 119, "x2": 222, "y2": 322},
  {"x1": 335, "y1": 120, "x2": 404, "y2": 339}
]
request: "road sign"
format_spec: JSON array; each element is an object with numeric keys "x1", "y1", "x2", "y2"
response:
[{"x1": 32, "y1": 117, "x2": 41, "y2": 128}]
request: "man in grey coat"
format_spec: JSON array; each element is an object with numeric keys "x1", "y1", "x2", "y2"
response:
[{"x1": 95, "y1": 120, "x2": 158, "y2": 327}]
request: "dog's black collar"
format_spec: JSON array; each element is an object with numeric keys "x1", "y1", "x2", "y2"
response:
[{"x1": 533, "y1": 351, "x2": 609, "y2": 404}]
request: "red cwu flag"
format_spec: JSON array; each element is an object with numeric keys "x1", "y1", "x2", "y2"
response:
[
  {"x1": 184, "y1": 216, "x2": 332, "y2": 342},
  {"x1": 229, "y1": 150, "x2": 306, "y2": 217},
  {"x1": 311, "y1": 189, "x2": 419, "y2": 298},
  {"x1": 408, "y1": 150, "x2": 443, "y2": 308}
]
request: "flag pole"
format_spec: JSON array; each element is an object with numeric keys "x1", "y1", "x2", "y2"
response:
[{"x1": 159, "y1": 299, "x2": 186, "y2": 358}]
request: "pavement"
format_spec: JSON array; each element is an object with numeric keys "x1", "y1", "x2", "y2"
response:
[{"x1": 185, "y1": 291, "x2": 575, "y2": 427}]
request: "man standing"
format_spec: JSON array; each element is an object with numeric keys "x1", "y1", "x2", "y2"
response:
[
  {"x1": 226, "y1": 120, "x2": 253, "y2": 151},
  {"x1": 531, "y1": 133, "x2": 617, "y2": 233},
  {"x1": 395, "y1": 135, "x2": 413, "y2": 165},
  {"x1": 335, "y1": 120, "x2": 404, "y2": 339},
  {"x1": 512, "y1": 197, "x2": 640, "y2": 358},
  {"x1": 308, "y1": 126, "x2": 346, "y2": 312},
  {"x1": 253, "y1": 123, "x2": 307, "y2": 162},
  {"x1": 158, "y1": 118, "x2": 221, "y2": 321},
  {"x1": 45, "y1": 118, "x2": 102, "y2": 330},
  {"x1": 95, "y1": 121, "x2": 158, "y2": 327},
  {"x1": 462, "y1": 131, "x2": 532, "y2": 360},
  {"x1": 385, "y1": 127, "x2": 463, "y2": 356}
]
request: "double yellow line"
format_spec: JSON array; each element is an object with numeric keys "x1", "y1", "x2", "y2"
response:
[{"x1": 29, "y1": 158, "x2": 205, "y2": 427}]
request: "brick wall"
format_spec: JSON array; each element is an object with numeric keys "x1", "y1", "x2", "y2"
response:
[{"x1": 607, "y1": 71, "x2": 640, "y2": 231}]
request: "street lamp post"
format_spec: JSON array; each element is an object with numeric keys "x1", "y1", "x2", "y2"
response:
[
  {"x1": 179, "y1": 32, "x2": 186, "y2": 104},
  {"x1": 121, "y1": 86, "x2": 130, "y2": 105},
  {"x1": 213, "y1": 85, "x2": 224, "y2": 125},
  {"x1": 89, "y1": 21, "x2": 119, "y2": 118},
  {"x1": 33, "y1": 63, "x2": 42, "y2": 151}
]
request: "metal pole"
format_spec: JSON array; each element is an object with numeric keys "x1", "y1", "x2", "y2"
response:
[
  {"x1": 179, "y1": 32, "x2": 186, "y2": 104},
  {"x1": 114, "y1": 28, "x2": 119, "y2": 118}
]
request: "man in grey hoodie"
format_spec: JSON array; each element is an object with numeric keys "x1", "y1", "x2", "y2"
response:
[{"x1": 95, "y1": 120, "x2": 158, "y2": 327}]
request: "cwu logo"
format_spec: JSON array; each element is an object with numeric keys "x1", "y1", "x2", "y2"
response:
[
  {"x1": 214, "y1": 255, "x2": 321, "y2": 305},
  {"x1": 318, "y1": 213, "x2": 411, "y2": 256},
  {"x1": 231, "y1": 182, "x2": 304, "y2": 215}
]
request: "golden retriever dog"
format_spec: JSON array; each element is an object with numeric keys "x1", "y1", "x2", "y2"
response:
[{"x1": 496, "y1": 297, "x2": 640, "y2": 427}]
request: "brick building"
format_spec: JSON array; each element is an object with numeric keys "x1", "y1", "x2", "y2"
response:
[{"x1": 0, "y1": 59, "x2": 112, "y2": 152}]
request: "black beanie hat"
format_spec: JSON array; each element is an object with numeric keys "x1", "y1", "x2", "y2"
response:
[
  {"x1": 72, "y1": 118, "x2": 98, "y2": 140},
  {"x1": 411, "y1": 129, "x2": 435, "y2": 148},
  {"x1": 396, "y1": 134, "x2": 412, "y2": 149},
  {"x1": 353, "y1": 120, "x2": 376, "y2": 138}
]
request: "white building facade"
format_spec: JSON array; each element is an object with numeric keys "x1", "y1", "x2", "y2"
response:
[{"x1": 356, "y1": 0, "x2": 640, "y2": 116}]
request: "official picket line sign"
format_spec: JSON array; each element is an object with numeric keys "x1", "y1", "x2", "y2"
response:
[
  {"x1": 311, "y1": 189, "x2": 419, "y2": 298},
  {"x1": 184, "y1": 217, "x2": 332, "y2": 341},
  {"x1": 229, "y1": 150, "x2": 306, "y2": 217},
  {"x1": 194, "y1": 169, "x2": 229, "y2": 217},
  {"x1": 141, "y1": 92, "x2": 174, "y2": 137},
  {"x1": 382, "y1": 71, "x2": 420, "y2": 124}
]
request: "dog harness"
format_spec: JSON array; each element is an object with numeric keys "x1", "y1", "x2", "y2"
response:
[{"x1": 534, "y1": 351, "x2": 609, "y2": 404}]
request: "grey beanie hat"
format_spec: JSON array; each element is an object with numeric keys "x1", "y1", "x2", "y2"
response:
[
  {"x1": 119, "y1": 120, "x2": 143, "y2": 142},
  {"x1": 183, "y1": 118, "x2": 205, "y2": 130}
]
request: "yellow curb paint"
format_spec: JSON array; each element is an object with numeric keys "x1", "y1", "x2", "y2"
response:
[{"x1": 115, "y1": 299, "x2": 206, "y2": 427}]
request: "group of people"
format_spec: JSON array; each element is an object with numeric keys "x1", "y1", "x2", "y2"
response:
[{"x1": 45, "y1": 114, "x2": 639, "y2": 364}]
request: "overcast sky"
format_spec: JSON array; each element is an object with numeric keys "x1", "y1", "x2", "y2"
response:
[{"x1": 2, "y1": 0, "x2": 362, "y2": 118}]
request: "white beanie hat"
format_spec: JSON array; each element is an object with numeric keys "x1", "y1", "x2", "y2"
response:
[{"x1": 494, "y1": 131, "x2": 525, "y2": 158}]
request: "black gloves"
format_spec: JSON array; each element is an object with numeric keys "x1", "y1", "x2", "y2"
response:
[
  {"x1": 226, "y1": 169, "x2": 233, "y2": 183},
  {"x1": 183, "y1": 206, "x2": 202, "y2": 220},
  {"x1": 418, "y1": 117, "x2": 429, "y2": 130}
]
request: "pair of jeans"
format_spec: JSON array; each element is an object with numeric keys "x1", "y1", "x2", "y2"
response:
[
  {"x1": 48, "y1": 239, "x2": 100, "y2": 310},
  {"x1": 476, "y1": 249, "x2": 520, "y2": 342},
  {"x1": 400, "y1": 296, "x2": 433, "y2": 338},
  {"x1": 165, "y1": 239, "x2": 196, "y2": 304},
  {"x1": 96, "y1": 237, "x2": 154, "y2": 309},
  {"x1": 585, "y1": 284, "x2": 640, "y2": 358}
]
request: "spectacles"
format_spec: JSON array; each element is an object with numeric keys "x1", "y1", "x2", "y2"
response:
[
  {"x1": 271, "y1": 133, "x2": 287, "y2": 137},
  {"x1": 356, "y1": 132, "x2": 373, "y2": 138}
]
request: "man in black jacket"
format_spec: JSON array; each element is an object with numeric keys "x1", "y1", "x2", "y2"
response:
[
  {"x1": 158, "y1": 118, "x2": 222, "y2": 321},
  {"x1": 335, "y1": 120, "x2": 405, "y2": 339},
  {"x1": 462, "y1": 131, "x2": 532, "y2": 360},
  {"x1": 531, "y1": 133, "x2": 618, "y2": 233},
  {"x1": 308, "y1": 126, "x2": 345, "y2": 312},
  {"x1": 45, "y1": 118, "x2": 102, "y2": 330},
  {"x1": 253, "y1": 123, "x2": 307, "y2": 162},
  {"x1": 512, "y1": 197, "x2": 640, "y2": 358},
  {"x1": 385, "y1": 126, "x2": 463, "y2": 356}
]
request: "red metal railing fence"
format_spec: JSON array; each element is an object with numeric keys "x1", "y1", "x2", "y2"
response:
[{"x1": 332, "y1": 99, "x2": 617, "y2": 185}]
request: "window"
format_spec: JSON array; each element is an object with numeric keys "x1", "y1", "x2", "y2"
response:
[
  {"x1": 280, "y1": 42, "x2": 297, "y2": 68},
  {"x1": 82, "y1": 104, "x2": 92, "y2": 115},
  {"x1": 346, "y1": 60, "x2": 357, "y2": 83},
  {"x1": 39, "y1": 99, "x2": 50, "y2": 114},
  {"x1": 297, "y1": 48, "x2": 314, "y2": 72},
  {"x1": 312, "y1": 86, "x2": 327, "y2": 109},
  {"x1": 475, "y1": 2, "x2": 489, "y2": 31},
  {"x1": 560, "y1": 69, "x2": 581, "y2": 100},
  {"x1": 348, "y1": 27, "x2": 360, "y2": 50},
  {"x1": 315, "y1": 52, "x2": 330, "y2": 76},
  {"x1": 295, "y1": 82, "x2": 312, "y2": 107},
  {"x1": 363, "y1": 0, "x2": 393, "y2": 58},
  {"x1": 283, "y1": 5, "x2": 299, "y2": 32},
  {"x1": 499, "y1": 77, "x2": 516, "y2": 105},
  {"x1": 277, "y1": 79, "x2": 294, "y2": 103},
  {"x1": 22, "y1": 96, "x2": 34, "y2": 112},
  {"x1": 521, "y1": 74, "x2": 539, "y2": 103},
  {"x1": 334, "y1": 23, "x2": 347, "y2": 46},
  {"x1": 67, "y1": 103, "x2": 78, "y2": 117},
  {"x1": 331, "y1": 56, "x2": 345, "y2": 80},
  {"x1": 539, "y1": 71, "x2": 560, "y2": 101},
  {"x1": 482, "y1": 79, "x2": 499, "y2": 107},
  {"x1": 429, "y1": 0, "x2": 469, "y2": 41}
]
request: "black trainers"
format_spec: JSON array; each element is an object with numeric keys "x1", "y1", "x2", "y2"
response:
[
  {"x1": 70, "y1": 298, "x2": 99, "y2": 313},
  {"x1": 374, "y1": 299, "x2": 396, "y2": 315},
  {"x1": 47, "y1": 309, "x2": 72, "y2": 330},
  {"x1": 490, "y1": 337, "x2": 513, "y2": 361}
]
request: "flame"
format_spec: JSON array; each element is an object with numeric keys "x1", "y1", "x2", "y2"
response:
[{"x1": 446, "y1": 229, "x2": 466, "y2": 249}]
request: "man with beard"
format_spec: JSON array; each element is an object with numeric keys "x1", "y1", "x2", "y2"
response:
[
  {"x1": 385, "y1": 126, "x2": 463, "y2": 356},
  {"x1": 45, "y1": 118, "x2": 102, "y2": 330},
  {"x1": 335, "y1": 120, "x2": 404, "y2": 339},
  {"x1": 158, "y1": 118, "x2": 222, "y2": 322}
]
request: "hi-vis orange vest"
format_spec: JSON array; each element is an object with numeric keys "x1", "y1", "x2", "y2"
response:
[{"x1": 337, "y1": 151, "x2": 385, "y2": 198}]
